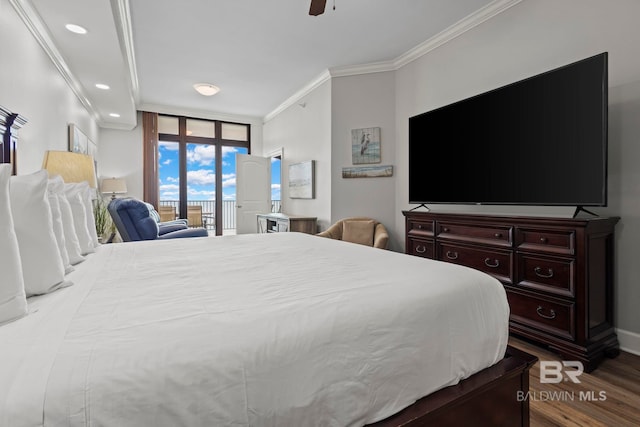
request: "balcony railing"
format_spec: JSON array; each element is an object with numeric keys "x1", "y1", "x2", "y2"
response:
[{"x1": 159, "y1": 200, "x2": 281, "y2": 230}]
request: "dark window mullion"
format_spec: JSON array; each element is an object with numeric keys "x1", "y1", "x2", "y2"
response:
[{"x1": 178, "y1": 117, "x2": 188, "y2": 219}]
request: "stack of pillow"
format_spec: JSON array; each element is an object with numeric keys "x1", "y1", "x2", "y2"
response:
[{"x1": 0, "y1": 165, "x2": 101, "y2": 325}]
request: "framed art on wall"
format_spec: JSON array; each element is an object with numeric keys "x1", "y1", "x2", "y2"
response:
[
  {"x1": 342, "y1": 165, "x2": 393, "y2": 178},
  {"x1": 288, "y1": 160, "x2": 315, "y2": 199},
  {"x1": 351, "y1": 127, "x2": 381, "y2": 164},
  {"x1": 69, "y1": 124, "x2": 90, "y2": 155}
]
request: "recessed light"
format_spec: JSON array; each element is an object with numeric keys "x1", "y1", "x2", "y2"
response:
[
  {"x1": 95, "y1": 83, "x2": 110, "y2": 90},
  {"x1": 193, "y1": 83, "x2": 220, "y2": 96},
  {"x1": 65, "y1": 24, "x2": 87, "y2": 34},
  {"x1": 109, "y1": 113, "x2": 121, "y2": 118}
]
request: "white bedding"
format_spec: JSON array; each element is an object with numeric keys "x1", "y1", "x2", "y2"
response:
[{"x1": 0, "y1": 232, "x2": 509, "y2": 427}]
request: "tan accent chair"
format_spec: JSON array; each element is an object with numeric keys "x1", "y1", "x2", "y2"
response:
[{"x1": 317, "y1": 217, "x2": 389, "y2": 249}]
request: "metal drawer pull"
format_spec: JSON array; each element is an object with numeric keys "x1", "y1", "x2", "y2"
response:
[
  {"x1": 494, "y1": 233, "x2": 502, "y2": 238},
  {"x1": 534, "y1": 267, "x2": 554, "y2": 278},
  {"x1": 536, "y1": 306, "x2": 556, "y2": 320},
  {"x1": 540, "y1": 237, "x2": 548, "y2": 243},
  {"x1": 417, "y1": 224, "x2": 423, "y2": 229},
  {"x1": 445, "y1": 251, "x2": 458, "y2": 260},
  {"x1": 484, "y1": 258, "x2": 500, "y2": 268},
  {"x1": 415, "y1": 245, "x2": 426, "y2": 254}
]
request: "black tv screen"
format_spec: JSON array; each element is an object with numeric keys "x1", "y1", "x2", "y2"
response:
[{"x1": 409, "y1": 52, "x2": 608, "y2": 207}]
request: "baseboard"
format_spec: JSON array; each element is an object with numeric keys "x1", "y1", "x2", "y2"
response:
[{"x1": 617, "y1": 328, "x2": 640, "y2": 356}]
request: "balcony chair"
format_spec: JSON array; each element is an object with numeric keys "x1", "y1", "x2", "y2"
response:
[
  {"x1": 108, "y1": 198, "x2": 208, "y2": 242},
  {"x1": 317, "y1": 217, "x2": 389, "y2": 249},
  {"x1": 158, "y1": 205, "x2": 177, "y2": 222},
  {"x1": 144, "y1": 202, "x2": 191, "y2": 235},
  {"x1": 187, "y1": 205, "x2": 204, "y2": 228}
]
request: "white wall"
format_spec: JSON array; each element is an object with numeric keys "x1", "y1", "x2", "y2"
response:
[
  {"x1": 263, "y1": 80, "x2": 332, "y2": 231},
  {"x1": 331, "y1": 72, "x2": 398, "y2": 250},
  {"x1": 0, "y1": 0, "x2": 98, "y2": 174},
  {"x1": 99, "y1": 113, "x2": 144, "y2": 199},
  {"x1": 393, "y1": 0, "x2": 640, "y2": 338}
]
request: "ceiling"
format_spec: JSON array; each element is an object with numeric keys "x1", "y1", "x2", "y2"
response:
[{"x1": 17, "y1": 0, "x2": 514, "y2": 129}]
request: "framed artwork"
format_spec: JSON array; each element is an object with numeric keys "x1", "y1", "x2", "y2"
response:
[
  {"x1": 288, "y1": 160, "x2": 315, "y2": 199},
  {"x1": 342, "y1": 165, "x2": 393, "y2": 178},
  {"x1": 351, "y1": 127, "x2": 381, "y2": 164},
  {"x1": 69, "y1": 124, "x2": 91, "y2": 155}
]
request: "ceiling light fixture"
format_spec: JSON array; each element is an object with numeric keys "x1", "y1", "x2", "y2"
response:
[
  {"x1": 65, "y1": 24, "x2": 87, "y2": 34},
  {"x1": 193, "y1": 83, "x2": 220, "y2": 96},
  {"x1": 95, "y1": 83, "x2": 110, "y2": 90},
  {"x1": 109, "y1": 113, "x2": 121, "y2": 118}
]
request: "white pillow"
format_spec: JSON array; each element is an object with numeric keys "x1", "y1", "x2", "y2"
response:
[
  {"x1": 81, "y1": 184, "x2": 100, "y2": 247},
  {"x1": 0, "y1": 165, "x2": 28, "y2": 325},
  {"x1": 10, "y1": 170, "x2": 69, "y2": 296},
  {"x1": 64, "y1": 182, "x2": 95, "y2": 255},
  {"x1": 48, "y1": 175, "x2": 84, "y2": 265},
  {"x1": 48, "y1": 190, "x2": 74, "y2": 274}
]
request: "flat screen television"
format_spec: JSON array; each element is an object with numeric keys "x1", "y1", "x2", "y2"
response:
[{"x1": 408, "y1": 52, "x2": 608, "y2": 208}]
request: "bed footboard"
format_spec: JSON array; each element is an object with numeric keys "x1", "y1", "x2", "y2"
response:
[{"x1": 368, "y1": 345, "x2": 537, "y2": 427}]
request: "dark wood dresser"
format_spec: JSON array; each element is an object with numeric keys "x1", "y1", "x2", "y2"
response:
[{"x1": 403, "y1": 210, "x2": 620, "y2": 372}]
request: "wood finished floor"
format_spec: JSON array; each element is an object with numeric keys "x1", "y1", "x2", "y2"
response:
[{"x1": 508, "y1": 337, "x2": 640, "y2": 427}]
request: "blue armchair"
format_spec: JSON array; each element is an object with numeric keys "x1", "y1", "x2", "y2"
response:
[{"x1": 108, "y1": 198, "x2": 208, "y2": 241}]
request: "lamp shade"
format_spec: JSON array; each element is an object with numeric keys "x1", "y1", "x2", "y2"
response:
[{"x1": 101, "y1": 178, "x2": 127, "y2": 195}]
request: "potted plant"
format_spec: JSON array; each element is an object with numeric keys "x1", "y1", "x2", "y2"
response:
[{"x1": 93, "y1": 196, "x2": 111, "y2": 243}]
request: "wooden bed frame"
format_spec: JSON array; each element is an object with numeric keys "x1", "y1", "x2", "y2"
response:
[
  {"x1": 0, "y1": 109, "x2": 537, "y2": 426},
  {"x1": 0, "y1": 105, "x2": 27, "y2": 174},
  {"x1": 368, "y1": 345, "x2": 537, "y2": 427}
]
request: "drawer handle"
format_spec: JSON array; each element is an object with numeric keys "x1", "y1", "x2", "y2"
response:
[
  {"x1": 534, "y1": 267, "x2": 554, "y2": 278},
  {"x1": 415, "y1": 245, "x2": 426, "y2": 254},
  {"x1": 443, "y1": 227, "x2": 450, "y2": 232},
  {"x1": 445, "y1": 251, "x2": 458, "y2": 260},
  {"x1": 494, "y1": 233, "x2": 502, "y2": 238},
  {"x1": 536, "y1": 306, "x2": 557, "y2": 320},
  {"x1": 417, "y1": 224, "x2": 423, "y2": 229},
  {"x1": 484, "y1": 258, "x2": 500, "y2": 268},
  {"x1": 540, "y1": 237, "x2": 548, "y2": 243}
]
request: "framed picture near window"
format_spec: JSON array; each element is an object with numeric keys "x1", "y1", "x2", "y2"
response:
[
  {"x1": 351, "y1": 127, "x2": 381, "y2": 164},
  {"x1": 288, "y1": 160, "x2": 315, "y2": 199}
]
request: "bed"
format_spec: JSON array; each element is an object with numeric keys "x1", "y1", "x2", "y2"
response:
[
  {"x1": 0, "y1": 231, "x2": 535, "y2": 427},
  {"x1": 0, "y1": 115, "x2": 535, "y2": 426}
]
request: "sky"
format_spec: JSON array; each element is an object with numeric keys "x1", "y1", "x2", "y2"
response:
[{"x1": 158, "y1": 142, "x2": 280, "y2": 202}]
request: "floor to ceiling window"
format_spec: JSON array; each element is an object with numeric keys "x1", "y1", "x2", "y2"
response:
[{"x1": 153, "y1": 114, "x2": 250, "y2": 235}]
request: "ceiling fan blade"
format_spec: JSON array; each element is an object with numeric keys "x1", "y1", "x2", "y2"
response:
[{"x1": 309, "y1": 0, "x2": 327, "y2": 16}]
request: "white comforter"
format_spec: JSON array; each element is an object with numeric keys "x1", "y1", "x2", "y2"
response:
[{"x1": 0, "y1": 232, "x2": 509, "y2": 427}]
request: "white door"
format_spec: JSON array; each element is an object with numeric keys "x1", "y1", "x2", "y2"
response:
[{"x1": 236, "y1": 154, "x2": 271, "y2": 234}]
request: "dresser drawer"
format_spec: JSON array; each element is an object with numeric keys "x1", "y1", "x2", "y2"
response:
[
  {"x1": 506, "y1": 288, "x2": 575, "y2": 340},
  {"x1": 516, "y1": 227, "x2": 575, "y2": 255},
  {"x1": 437, "y1": 222, "x2": 512, "y2": 247},
  {"x1": 407, "y1": 219, "x2": 434, "y2": 237},
  {"x1": 408, "y1": 238, "x2": 434, "y2": 259},
  {"x1": 437, "y1": 242, "x2": 512, "y2": 284},
  {"x1": 516, "y1": 254, "x2": 575, "y2": 298}
]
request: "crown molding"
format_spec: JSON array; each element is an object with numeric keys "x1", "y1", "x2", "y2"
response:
[
  {"x1": 111, "y1": 0, "x2": 140, "y2": 104},
  {"x1": 394, "y1": 0, "x2": 523, "y2": 69},
  {"x1": 8, "y1": 0, "x2": 100, "y2": 124},
  {"x1": 263, "y1": 70, "x2": 332, "y2": 123},
  {"x1": 329, "y1": 61, "x2": 396, "y2": 78},
  {"x1": 138, "y1": 103, "x2": 263, "y2": 125},
  {"x1": 264, "y1": 0, "x2": 522, "y2": 120}
]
